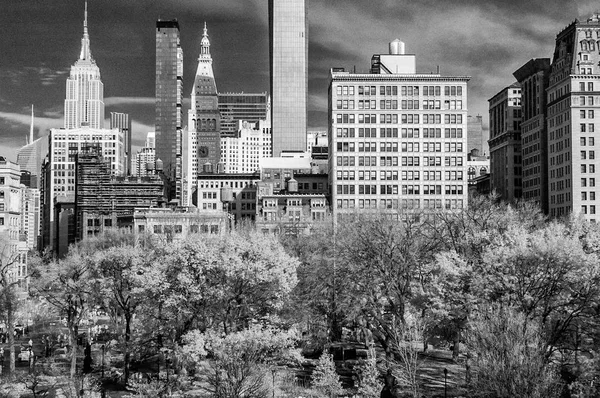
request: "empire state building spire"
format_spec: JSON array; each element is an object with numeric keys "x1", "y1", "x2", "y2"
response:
[{"x1": 79, "y1": 1, "x2": 92, "y2": 61}]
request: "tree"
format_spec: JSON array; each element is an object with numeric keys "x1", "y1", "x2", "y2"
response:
[
  {"x1": 312, "y1": 351, "x2": 343, "y2": 398},
  {"x1": 467, "y1": 305, "x2": 562, "y2": 398},
  {"x1": 354, "y1": 347, "x2": 382, "y2": 398},
  {"x1": 422, "y1": 196, "x2": 547, "y2": 360},
  {"x1": 282, "y1": 221, "x2": 349, "y2": 343},
  {"x1": 32, "y1": 247, "x2": 92, "y2": 377},
  {"x1": 90, "y1": 244, "x2": 146, "y2": 384},
  {"x1": 0, "y1": 232, "x2": 27, "y2": 376},
  {"x1": 182, "y1": 325, "x2": 299, "y2": 398},
  {"x1": 389, "y1": 310, "x2": 423, "y2": 397},
  {"x1": 336, "y1": 212, "x2": 438, "y2": 359},
  {"x1": 135, "y1": 230, "x2": 299, "y2": 342}
]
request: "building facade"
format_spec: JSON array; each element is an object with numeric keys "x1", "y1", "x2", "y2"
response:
[
  {"x1": 20, "y1": 187, "x2": 40, "y2": 251},
  {"x1": 513, "y1": 58, "x2": 551, "y2": 213},
  {"x1": 269, "y1": 0, "x2": 308, "y2": 156},
  {"x1": 134, "y1": 207, "x2": 227, "y2": 240},
  {"x1": 155, "y1": 20, "x2": 183, "y2": 201},
  {"x1": 547, "y1": 14, "x2": 600, "y2": 219},
  {"x1": 196, "y1": 173, "x2": 260, "y2": 222},
  {"x1": 488, "y1": 83, "x2": 522, "y2": 202},
  {"x1": 75, "y1": 148, "x2": 165, "y2": 240},
  {"x1": 256, "y1": 157, "x2": 329, "y2": 234},
  {"x1": 329, "y1": 41, "x2": 469, "y2": 219},
  {"x1": 41, "y1": 127, "x2": 125, "y2": 251},
  {"x1": 0, "y1": 158, "x2": 28, "y2": 289},
  {"x1": 218, "y1": 93, "x2": 270, "y2": 137},
  {"x1": 110, "y1": 112, "x2": 132, "y2": 175},
  {"x1": 220, "y1": 120, "x2": 272, "y2": 174},
  {"x1": 64, "y1": 3, "x2": 104, "y2": 129}
]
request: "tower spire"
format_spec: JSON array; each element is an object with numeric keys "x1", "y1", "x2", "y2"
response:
[
  {"x1": 29, "y1": 105, "x2": 34, "y2": 145},
  {"x1": 79, "y1": 1, "x2": 92, "y2": 61},
  {"x1": 200, "y1": 21, "x2": 211, "y2": 58}
]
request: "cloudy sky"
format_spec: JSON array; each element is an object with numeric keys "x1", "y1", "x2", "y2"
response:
[{"x1": 0, "y1": 0, "x2": 597, "y2": 160}]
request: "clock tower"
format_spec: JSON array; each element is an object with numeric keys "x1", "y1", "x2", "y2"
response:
[{"x1": 188, "y1": 23, "x2": 221, "y2": 176}]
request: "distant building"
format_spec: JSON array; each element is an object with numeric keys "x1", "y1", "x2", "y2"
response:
[
  {"x1": 488, "y1": 83, "x2": 522, "y2": 202},
  {"x1": 467, "y1": 115, "x2": 486, "y2": 155},
  {"x1": 132, "y1": 132, "x2": 157, "y2": 177},
  {"x1": 467, "y1": 149, "x2": 490, "y2": 179},
  {"x1": 134, "y1": 207, "x2": 227, "y2": 239},
  {"x1": 307, "y1": 131, "x2": 328, "y2": 161},
  {"x1": 156, "y1": 19, "x2": 183, "y2": 202},
  {"x1": 255, "y1": 157, "x2": 330, "y2": 234},
  {"x1": 513, "y1": 58, "x2": 551, "y2": 213},
  {"x1": 269, "y1": 0, "x2": 308, "y2": 156},
  {"x1": 220, "y1": 120, "x2": 272, "y2": 174},
  {"x1": 329, "y1": 40, "x2": 469, "y2": 219},
  {"x1": 218, "y1": 93, "x2": 270, "y2": 137},
  {"x1": 110, "y1": 112, "x2": 132, "y2": 175}
]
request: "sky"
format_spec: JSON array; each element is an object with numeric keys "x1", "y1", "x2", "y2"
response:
[{"x1": 0, "y1": 0, "x2": 598, "y2": 161}]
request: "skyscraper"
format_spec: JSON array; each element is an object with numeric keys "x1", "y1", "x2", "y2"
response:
[
  {"x1": 17, "y1": 105, "x2": 48, "y2": 188},
  {"x1": 110, "y1": 112, "x2": 132, "y2": 175},
  {"x1": 64, "y1": 2, "x2": 104, "y2": 129},
  {"x1": 269, "y1": 0, "x2": 308, "y2": 156},
  {"x1": 156, "y1": 19, "x2": 183, "y2": 201}
]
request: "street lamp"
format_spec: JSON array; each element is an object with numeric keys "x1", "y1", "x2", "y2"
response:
[
  {"x1": 28, "y1": 346, "x2": 32, "y2": 374},
  {"x1": 444, "y1": 367, "x2": 448, "y2": 398}
]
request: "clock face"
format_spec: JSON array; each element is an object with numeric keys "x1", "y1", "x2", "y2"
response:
[{"x1": 199, "y1": 146, "x2": 209, "y2": 158}]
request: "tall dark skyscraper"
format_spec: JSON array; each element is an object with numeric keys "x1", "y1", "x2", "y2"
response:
[
  {"x1": 155, "y1": 19, "x2": 183, "y2": 201},
  {"x1": 269, "y1": 0, "x2": 308, "y2": 156}
]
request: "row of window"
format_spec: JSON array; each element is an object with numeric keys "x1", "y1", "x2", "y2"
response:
[
  {"x1": 336, "y1": 198, "x2": 465, "y2": 210},
  {"x1": 335, "y1": 127, "x2": 464, "y2": 139}
]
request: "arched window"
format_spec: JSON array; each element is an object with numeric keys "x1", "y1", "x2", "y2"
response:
[
  {"x1": 582, "y1": 40, "x2": 588, "y2": 51},
  {"x1": 480, "y1": 167, "x2": 488, "y2": 176}
]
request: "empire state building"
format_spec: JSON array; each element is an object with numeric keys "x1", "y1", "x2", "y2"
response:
[{"x1": 64, "y1": 2, "x2": 104, "y2": 129}]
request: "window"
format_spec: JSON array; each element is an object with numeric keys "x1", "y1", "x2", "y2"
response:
[{"x1": 153, "y1": 225, "x2": 162, "y2": 234}]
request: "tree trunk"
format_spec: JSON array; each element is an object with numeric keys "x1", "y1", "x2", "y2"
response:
[
  {"x1": 452, "y1": 330, "x2": 460, "y2": 362},
  {"x1": 124, "y1": 312, "x2": 131, "y2": 384},
  {"x1": 7, "y1": 290, "x2": 15, "y2": 374},
  {"x1": 70, "y1": 324, "x2": 78, "y2": 378}
]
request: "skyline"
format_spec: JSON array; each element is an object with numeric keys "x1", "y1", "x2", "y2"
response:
[{"x1": 0, "y1": 0, "x2": 598, "y2": 161}]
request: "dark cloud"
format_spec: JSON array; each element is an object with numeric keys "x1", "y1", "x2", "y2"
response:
[{"x1": 0, "y1": 0, "x2": 595, "y2": 152}]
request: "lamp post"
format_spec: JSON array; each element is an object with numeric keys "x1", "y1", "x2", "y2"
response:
[
  {"x1": 444, "y1": 367, "x2": 448, "y2": 398},
  {"x1": 28, "y1": 346, "x2": 32, "y2": 374},
  {"x1": 101, "y1": 344, "x2": 105, "y2": 378}
]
